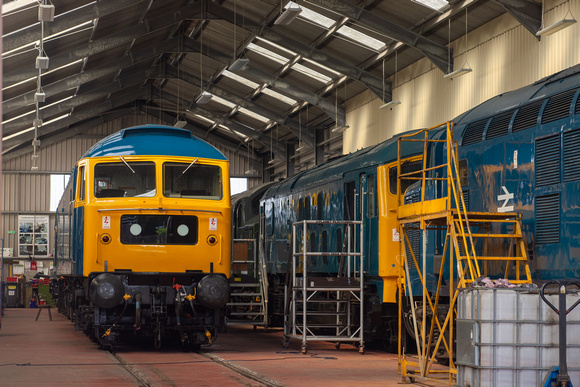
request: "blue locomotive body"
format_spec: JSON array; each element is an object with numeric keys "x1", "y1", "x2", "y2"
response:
[
  {"x1": 455, "y1": 65, "x2": 580, "y2": 280},
  {"x1": 233, "y1": 63, "x2": 580, "y2": 348}
]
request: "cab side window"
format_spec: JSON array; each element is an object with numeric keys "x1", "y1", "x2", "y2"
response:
[{"x1": 78, "y1": 166, "x2": 85, "y2": 201}]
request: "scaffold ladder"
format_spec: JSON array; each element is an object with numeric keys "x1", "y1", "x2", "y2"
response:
[
  {"x1": 396, "y1": 121, "x2": 532, "y2": 384},
  {"x1": 227, "y1": 238, "x2": 268, "y2": 328}
]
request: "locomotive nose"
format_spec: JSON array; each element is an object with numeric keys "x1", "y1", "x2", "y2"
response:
[
  {"x1": 89, "y1": 273, "x2": 125, "y2": 308},
  {"x1": 196, "y1": 275, "x2": 231, "y2": 309}
]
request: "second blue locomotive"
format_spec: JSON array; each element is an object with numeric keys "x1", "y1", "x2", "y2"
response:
[{"x1": 233, "y1": 63, "x2": 580, "y2": 348}]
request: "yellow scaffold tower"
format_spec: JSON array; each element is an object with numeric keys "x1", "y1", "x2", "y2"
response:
[{"x1": 396, "y1": 121, "x2": 532, "y2": 384}]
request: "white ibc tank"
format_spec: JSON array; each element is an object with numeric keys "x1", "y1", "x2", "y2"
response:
[{"x1": 456, "y1": 287, "x2": 580, "y2": 387}]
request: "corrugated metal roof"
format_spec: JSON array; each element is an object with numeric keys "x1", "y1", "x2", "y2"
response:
[{"x1": 2, "y1": 0, "x2": 519, "y2": 169}]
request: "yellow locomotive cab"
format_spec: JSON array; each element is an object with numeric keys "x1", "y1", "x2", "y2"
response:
[{"x1": 77, "y1": 155, "x2": 231, "y2": 278}]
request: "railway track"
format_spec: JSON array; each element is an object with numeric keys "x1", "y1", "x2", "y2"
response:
[{"x1": 108, "y1": 349, "x2": 284, "y2": 387}]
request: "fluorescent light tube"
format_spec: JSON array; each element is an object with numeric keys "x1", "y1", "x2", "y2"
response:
[
  {"x1": 443, "y1": 67, "x2": 472, "y2": 79},
  {"x1": 536, "y1": 18, "x2": 577, "y2": 36},
  {"x1": 174, "y1": 119, "x2": 187, "y2": 128},
  {"x1": 379, "y1": 101, "x2": 401, "y2": 109},
  {"x1": 332, "y1": 125, "x2": 350, "y2": 132}
]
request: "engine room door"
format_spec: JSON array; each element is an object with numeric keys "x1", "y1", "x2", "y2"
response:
[{"x1": 343, "y1": 172, "x2": 371, "y2": 273}]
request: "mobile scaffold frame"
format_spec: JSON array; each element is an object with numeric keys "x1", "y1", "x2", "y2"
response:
[{"x1": 284, "y1": 220, "x2": 365, "y2": 354}]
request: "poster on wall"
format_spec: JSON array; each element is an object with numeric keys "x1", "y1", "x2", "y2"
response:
[{"x1": 18, "y1": 215, "x2": 49, "y2": 258}]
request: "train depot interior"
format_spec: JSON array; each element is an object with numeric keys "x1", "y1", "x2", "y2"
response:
[{"x1": 2, "y1": 0, "x2": 580, "y2": 385}]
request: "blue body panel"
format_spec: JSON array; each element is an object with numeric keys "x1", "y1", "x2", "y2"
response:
[
  {"x1": 262, "y1": 129, "x2": 427, "y2": 283},
  {"x1": 453, "y1": 63, "x2": 580, "y2": 280},
  {"x1": 82, "y1": 125, "x2": 227, "y2": 160},
  {"x1": 72, "y1": 206, "x2": 84, "y2": 276}
]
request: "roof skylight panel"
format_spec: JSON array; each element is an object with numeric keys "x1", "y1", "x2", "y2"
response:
[
  {"x1": 302, "y1": 57, "x2": 340, "y2": 77},
  {"x1": 291, "y1": 63, "x2": 332, "y2": 84},
  {"x1": 3, "y1": 113, "x2": 70, "y2": 141},
  {"x1": 238, "y1": 107, "x2": 271, "y2": 123},
  {"x1": 261, "y1": 88, "x2": 298, "y2": 106},
  {"x1": 255, "y1": 36, "x2": 297, "y2": 57},
  {"x1": 246, "y1": 42, "x2": 290, "y2": 65},
  {"x1": 288, "y1": 2, "x2": 335, "y2": 28},
  {"x1": 336, "y1": 26, "x2": 386, "y2": 51},
  {"x1": 222, "y1": 70, "x2": 260, "y2": 89},
  {"x1": 2, "y1": 0, "x2": 40, "y2": 16},
  {"x1": 286, "y1": 2, "x2": 385, "y2": 52},
  {"x1": 192, "y1": 114, "x2": 216, "y2": 126},
  {"x1": 411, "y1": 0, "x2": 449, "y2": 12},
  {"x1": 218, "y1": 124, "x2": 249, "y2": 141},
  {"x1": 210, "y1": 95, "x2": 237, "y2": 110}
]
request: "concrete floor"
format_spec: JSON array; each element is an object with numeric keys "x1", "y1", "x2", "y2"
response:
[{"x1": 0, "y1": 308, "x2": 446, "y2": 386}]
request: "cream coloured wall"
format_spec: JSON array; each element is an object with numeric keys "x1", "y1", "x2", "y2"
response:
[{"x1": 343, "y1": 0, "x2": 580, "y2": 153}]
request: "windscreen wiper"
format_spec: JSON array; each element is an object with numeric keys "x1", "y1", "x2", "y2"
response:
[{"x1": 119, "y1": 156, "x2": 136, "y2": 174}]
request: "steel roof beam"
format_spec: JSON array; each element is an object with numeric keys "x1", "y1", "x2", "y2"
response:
[
  {"x1": 182, "y1": 37, "x2": 345, "y2": 128},
  {"x1": 493, "y1": 0, "x2": 542, "y2": 37},
  {"x1": 305, "y1": 0, "x2": 450, "y2": 74},
  {"x1": 164, "y1": 64, "x2": 315, "y2": 148},
  {"x1": 3, "y1": 88, "x2": 146, "y2": 152},
  {"x1": 151, "y1": 86, "x2": 288, "y2": 161},
  {"x1": 2, "y1": 108, "x2": 134, "y2": 161},
  {"x1": 142, "y1": 107, "x2": 249, "y2": 156},
  {"x1": 208, "y1": 3, "x2": 390, "y2": 102},
  {"x1": 3, "y1": 38, "x2": 178, "y2": 116},
  {"x1": 3, "y1": 67, "x2": 156, "y2": 136},
  {"x1": 236, "y1": 63, "x2": 346, "y2": 128},
  {"x1": 358, "y1": 0, "x2": 480, "y2": 70},
  {"x1": 4, "y1": 4, "x2": 200, "y2": 86},
  {"x1": 3, "y1": 0, "x2": 146, "y2": 52}
]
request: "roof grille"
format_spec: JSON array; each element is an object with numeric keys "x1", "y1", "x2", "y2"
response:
[
  {"x1": 576, "y1": 92, "x2": 580, "y2": 115},
  {"x1": 541, "y1": 88, "x2": 577, "y2": 124},
  {"x1": 564, "y1": 129, "x2": 580, "y2": 182},
  {"x1": 535, "y1": 134, "x2": 560, "y2": 187},
  {"x1": 535, "y1": 193, "x2": 560, "y2": 244},
  {"x1": 512, "y1": 101, "x2": 543, "y2": 132},
  {"x1": 486, "y1": 111, "x2": 513, "y2": 140},
  {"x1": 462, "y1": 119, "x2": 487, "y2": 146}
]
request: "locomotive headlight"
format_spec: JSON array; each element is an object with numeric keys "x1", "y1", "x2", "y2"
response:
[
  {"x1": 100, "y1": 233, "x2": 111, "y2": 244},
  {"x1": 196, "y1": 275, "x2": 231, "y2": 309},
  {"x1": 207, "y1": 235, "x2": 218, "y2": 245},
  {"x1": 89, "y1": 273, "x2": 125, "y2": 308}
]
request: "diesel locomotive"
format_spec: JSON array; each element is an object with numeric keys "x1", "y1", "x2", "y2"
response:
[
  {"x1": 233, "y1": 63, "x2": 580, "y2": 349},
  {"x1": 52, "y1": 125, "x2": 231, "y2": 349}
]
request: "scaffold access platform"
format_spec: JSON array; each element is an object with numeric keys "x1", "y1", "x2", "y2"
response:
[{"x1": 395, "y1": 121, "x2": 532, "y2": 384}]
